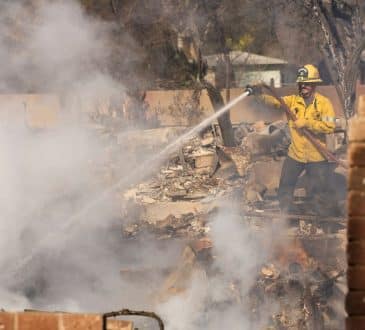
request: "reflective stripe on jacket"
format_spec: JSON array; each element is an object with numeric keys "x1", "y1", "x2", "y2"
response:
[{"x1": 261, "y1": 93, "x2": 336, "y2": 162}]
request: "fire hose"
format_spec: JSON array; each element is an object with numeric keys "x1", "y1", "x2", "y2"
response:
[{"x1": 252, "y1": 84, "x2": 348, "y2": 170}]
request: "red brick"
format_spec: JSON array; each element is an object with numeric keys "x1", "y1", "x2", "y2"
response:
[
  {"x1": 346, "y1": 316, "x2": 365, "y2": 329},
  {"x1": 348, "y1": 266, "x2": 365, "y2": 290},
  {"x1": 346, "y1": 291, "x2": 365, "y2": 315},
  {"x1": 348, "y1": 217, "x2": 365, "y2": 239},
  {"x1": 349, "y1": 118, "x2": 365, "y2": 142},
  {"x1": 348, "y1": 240, "x2": 365, "y2": 265},
  {"x1": 348, "y1": 191, "x2": 365, "y2": 216},
  {"x1": 349, "y1": 167, "x2": 365, "y2": 191},
  {"x1": 348, "y1": 143, "x2": 365, "y2": 166}
]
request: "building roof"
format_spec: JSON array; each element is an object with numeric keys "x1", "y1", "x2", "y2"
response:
[{"x1": 204, "y1": 51, "x2": 288, "y2": 67}]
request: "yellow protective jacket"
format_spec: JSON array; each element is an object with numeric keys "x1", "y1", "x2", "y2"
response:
[{"x1": 261, "y1": 93, "x2": 336, "y2": 162}]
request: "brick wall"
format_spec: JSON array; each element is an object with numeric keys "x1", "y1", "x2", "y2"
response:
[{"x1": 346, "y1": 95, "x2": 365, "y2": 328}]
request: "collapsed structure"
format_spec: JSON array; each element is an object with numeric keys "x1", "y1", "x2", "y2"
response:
[
  {"x1": 95, "y1": 85, "x2": 348, "y2": 328},
  {"x1": 2, "y1": 1, "x2": 365, "y2": 329},
  {"x1": 0, "y1": 84, "x2": 355, "y2": 329}
]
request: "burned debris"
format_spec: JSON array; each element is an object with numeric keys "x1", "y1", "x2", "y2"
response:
[
  {"x1": 2, "y1": 1, "x2": 365, "y2": 329},
  {"x1": 0, "y1": 85, "x2": 347, "y2": 329},
  {"x1": 101, "y1": 100, "x2": 347, "y2": 329}
]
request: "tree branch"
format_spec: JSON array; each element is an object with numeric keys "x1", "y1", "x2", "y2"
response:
[
  {"x1": 110, "y1": 0, "x2": 118, "y2": 16},
  {"x1": 318, "y1": 0, "x2": 346, "y2": 54}
]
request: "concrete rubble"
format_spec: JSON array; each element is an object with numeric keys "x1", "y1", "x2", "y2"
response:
[{"x1": 91, "y1": 111, "x2": 347, "y2": 329}]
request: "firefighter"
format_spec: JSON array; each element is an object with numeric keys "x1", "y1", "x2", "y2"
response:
[{"x1": 246, "y1": 64, "x2": 338, "y2": 215}]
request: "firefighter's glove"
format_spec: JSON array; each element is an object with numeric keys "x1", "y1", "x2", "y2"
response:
[
  {"x1": 294, "y1": 118, "x2": 308, "y2": 129},
  {"x1": 245, "y1": 84, "x2": 261, "y2": 96}
]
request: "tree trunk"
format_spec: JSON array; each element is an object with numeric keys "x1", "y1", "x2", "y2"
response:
[
  {"x1": 203, "y1": 81, "x2": 236, "y2": 147},
  {"x1": 225, "y1": 53, "x2": 231, "y2": 102}
]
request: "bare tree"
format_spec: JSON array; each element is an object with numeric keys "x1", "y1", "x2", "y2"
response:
[
  {"x1": 196, "y1": 0, "x2": 237, "y2": 146},
  {"x1": 139, "y1": 0, "x2": 238, "y2": 146},
  {"x1": 78, "y1": 0, "x2": 283, "y2": 145},
  {"x1": 287, "y1": 0, "x2": 365, "y2": 119}
]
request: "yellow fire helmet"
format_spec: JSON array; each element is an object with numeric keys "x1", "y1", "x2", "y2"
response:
[{"x1": 296, "y1": 64, "x2": 323, "y2": 83}]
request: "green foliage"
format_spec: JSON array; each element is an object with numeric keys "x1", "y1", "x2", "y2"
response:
[{"x1": 226, "y1": 33, "x2": 254, "y2": 51}]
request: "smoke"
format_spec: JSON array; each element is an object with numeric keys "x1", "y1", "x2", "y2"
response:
[
  {"x1": 157, "y1": 205, "x2": 281, "y2": 329},
  {"x1": 0, "y1": 0, "x2": 114, "y2": 93},
  {"x1": 0, "y1": 120, "x2": 121, "y2": 310},
  {"x1": 0, "y1": 0, "x2": 171, "y2": 315},
  {"x1": 0, "y1": 2, "x2": 298, "y2": 329}
]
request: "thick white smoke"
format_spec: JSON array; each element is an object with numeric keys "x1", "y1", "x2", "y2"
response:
[
  {"x1": 0, "y1": 0, "x2": 115, "y2": 93},
  {"x1": 0, "y1": 0, "x2": 167, "y2": 314},
  {"x1": 157, "y1": 205, "x2": 281, "y2": 330},
  {"x1": 0, "y1": 2, "x2": 288, "y2": 329}
]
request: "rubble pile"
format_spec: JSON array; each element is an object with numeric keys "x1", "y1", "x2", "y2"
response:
[
  {"x1": 251, "y1": 260, "x2": 345, "y2": 329},
  {"x1": 152, "y1": 222, "x2": 346, "y2": 329},
  {"x1": 122, "y1": 145, "x2": 243, "y2": 203},
  {"x1": 90, "y1": 112, "x2": 347, "y2": 329},
  {"x1": 122, "y1": 211, "x2": 212, "y2": 240},
  {"x1": 118, "y1": 120, "x2": 291, "y2": 228},
  {"x1": 119, "y1": 132, "x2": 252, "y2": 239}
]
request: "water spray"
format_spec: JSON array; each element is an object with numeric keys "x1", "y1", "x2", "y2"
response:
[{"x1": 2, "y1": 90, "x2": 250, "y2": 284}]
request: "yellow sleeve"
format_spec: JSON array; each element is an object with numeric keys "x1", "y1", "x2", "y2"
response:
[
  {"x1": 259, "y1": 94, "x2": 293, "y2": 109},
  {"x1": 306, "y1": 98, "x2": 336, "y2": 133}
]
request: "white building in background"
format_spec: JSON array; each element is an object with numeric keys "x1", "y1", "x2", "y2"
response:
[{"x1": 204, "y1": 51, "x2": 288, "y2": 88}]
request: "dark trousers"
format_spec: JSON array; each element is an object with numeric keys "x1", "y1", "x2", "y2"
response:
[{"x1": 278, "y1": 156, "x2": 334, "y2": 213}]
